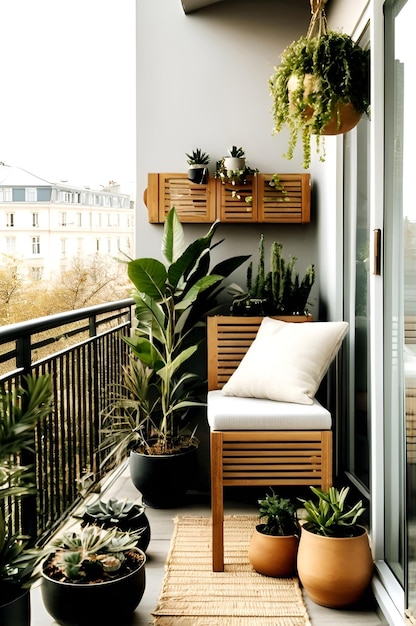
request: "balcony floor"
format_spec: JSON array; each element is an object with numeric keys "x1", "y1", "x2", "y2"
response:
[{"x1": 31, "y1": 466, "x2": 387, "y2": 626}]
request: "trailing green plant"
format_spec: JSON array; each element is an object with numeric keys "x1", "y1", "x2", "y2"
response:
[
  {"x1": 269, "y1": 1, "x2": 370, "y2": 169},
  {"x1": 186, "y1": 148, "x2": 210, "y2": 166},
  {"x1": 100, "y1": 208, "x2": 249, "y2": 457},
  {"x1": 0, "y1": 374, "x2": 53, "y2": 589},
  {"x1": 45, "y1": 525, "x2": 144, "y2": 583},
  {"x1": 299, "y1": 486, "x2": 366, "y2": 538},
  {"x1": 257, "y1": 489, "x2": 299, "y2": 536},
  {"x1": 231, "y1": 234, "x2": 315, "y2": 315}
]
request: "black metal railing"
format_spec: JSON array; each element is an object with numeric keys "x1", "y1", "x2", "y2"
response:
[{"x1": 0, "y1": 299, "x2": 134, "y2": 542}]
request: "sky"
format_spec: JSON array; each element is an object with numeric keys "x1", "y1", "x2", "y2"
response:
[{"x1": 0, "y1": 0, "x2": 136, "y2": 197}]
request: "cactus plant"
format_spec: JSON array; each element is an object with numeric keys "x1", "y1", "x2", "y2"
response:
[{"x1": 231, "y1": 235, "x2": 315, "y2": 315}]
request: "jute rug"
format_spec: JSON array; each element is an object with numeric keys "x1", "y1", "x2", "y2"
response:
[{"x1": 152, "y1": 515, "x2": 311, "y2": 626}]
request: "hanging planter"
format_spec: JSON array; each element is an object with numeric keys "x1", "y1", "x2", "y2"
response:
[{"x1": 269, "y1": 0, "x2": 370, "y2": 169}]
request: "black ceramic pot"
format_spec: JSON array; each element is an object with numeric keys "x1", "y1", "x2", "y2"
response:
[
  {"x1": 129, "y1": 444, "x2": 198, "y2": 508},
  {"x1": 0, "y1": 584, "x2": 30, "y2": 626},
  {"x1": 187, "y1": 165, "x2": 208, "y2": 184},
  {"x1": 81, "y1": 506, "x2": 151, "y2": 552},
  {"x1": 41, "y1": 549, "x2": 146, "y2": 626}
]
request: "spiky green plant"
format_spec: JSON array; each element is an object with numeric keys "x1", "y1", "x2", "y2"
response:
[
  {"x1": 299, "y1": 486, "x2": 366, "y2": 537},
  {"x1": 47, "y1": 525, "x2": 143, "y2": 582},
  {"x1": 186, "y1": 148, "x2": 210, "y2": 165}
]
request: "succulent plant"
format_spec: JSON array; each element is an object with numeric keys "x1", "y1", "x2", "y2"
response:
[
  {"x1": 186, "y1": 148, "x2": 210, "y2": 165},
  {"x1": 257, "y1": 489, "x2": 299, "y2": 536},
  {"x1": 85, "y1": 498, "x2": 142, "y2": 524},
  {"x1": 227, "y1": 145, "x2": 245, "y2": 158},
  {"x1": 46, "y1": 525, "x2": 144, "y2": 583},
  {"x1": 299, "y1": 486, "x2": 366, "y2": 538}
]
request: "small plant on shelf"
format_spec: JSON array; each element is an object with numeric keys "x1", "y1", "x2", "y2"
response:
[{"x1": 185, "y1": 148, "x2": 210, "y2": 166}]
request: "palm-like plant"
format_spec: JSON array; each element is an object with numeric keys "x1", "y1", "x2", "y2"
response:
[
  {"x1": 0, "y1": 374, "x2": 53, "y2": 591},
  {"x1": 299, "y1": 486, "x2": 366, "y2": 537}
]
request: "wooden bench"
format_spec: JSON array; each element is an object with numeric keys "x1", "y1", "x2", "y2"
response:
[{"x1": 207, "y1": 315, "x2": 333, "y2": 571}]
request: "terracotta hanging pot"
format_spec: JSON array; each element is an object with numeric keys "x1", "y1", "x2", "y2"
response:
[
  {"x1": 248, "y1": 524, "x2": 299, "y2": 577},
  {"x1": 287, "y1": 74, "x2": 362, "y2": 136},
  {"x1": 297, "y1": 525, "x2": 374, "y2": 608}
]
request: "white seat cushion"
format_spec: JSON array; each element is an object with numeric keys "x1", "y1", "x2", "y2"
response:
[{"x1": 207, "y1": 389, "x2": 331, "y2": 431}]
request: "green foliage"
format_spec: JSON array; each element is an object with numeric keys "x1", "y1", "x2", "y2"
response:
[
  {"x1": 257, "y1": 490, "x2": 298, "y2": 536},
  {"x1": 85, "y1": 497, "x2": 143, "y2": 524},
  {"x1": 100, "y1": 208, "x2": 249, "y2": 456},
  {"x1": 232, "y1": 235, "x2": 315, "y2": 315},
  {"x1": 299, "y1": 486, "x2": 366, "y2": 537},
  {"x1": 269, "y1": 31, "x2": 370, "y2": 168},
  {"x1": 0, "y1": 374, "x2": 53, "y2": 587},
  {"x1": 49, "y1": 526, "x2": 142, "y2": 582},
  {"x1": 186, "y1": 148, "x2": 210, "y2": 166},
  {"x1": 227, "y1": 145, "x2": 245, "y2": 158}
]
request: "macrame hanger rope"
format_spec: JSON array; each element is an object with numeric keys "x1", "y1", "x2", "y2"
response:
[{"x1": 306, "y1": 0, "x2": 328, "y2": 40}]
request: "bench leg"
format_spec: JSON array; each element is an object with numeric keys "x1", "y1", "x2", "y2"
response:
[{"x1": 211, "y1": 431, "x2": 224, "y2": 571}]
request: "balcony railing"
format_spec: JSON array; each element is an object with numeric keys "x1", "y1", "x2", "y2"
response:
[{"x1": 0, "y1": 299, "x2": 134, "y2": 542}]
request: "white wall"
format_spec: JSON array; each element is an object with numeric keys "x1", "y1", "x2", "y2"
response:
[{"x1": 136, "y1": 0, "x2": 323, "y2": 314}]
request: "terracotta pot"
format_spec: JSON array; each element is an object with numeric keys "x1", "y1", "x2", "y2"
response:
[
  {"x1": 287, "y1": 74, "x2": 362, "y2": 136},
  {"x1": 248, "y1": 524, "x2": 299, "y2": 577},
  {"x1": 297, "y1": 525, "x2": 374, "y2": 608}
]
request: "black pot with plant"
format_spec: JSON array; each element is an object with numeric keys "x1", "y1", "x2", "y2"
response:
[
  {"x1": 0, "y1": 374, "x2": 53, "y2": 626},
  {"x1": 81, "y1": 497, "x2": 151, "y2": 551},
  {"x1": 297, "y1": 486, "x2": 374, "y2": 607},
  {"x1": 248, "y1": 489, "x2": 299, "y2": 577},
  {"x1": 100, "y1": 207, "x2": 249, "y2": 507},
  {"x1": 230, "y1": 233, "x2": 315, "y2": 316},
  {"x1": 186, "y1": 148, "x2": 210, "y2": 184},
  {"x1": 269, "y1": 0, "x2": 370, "y2": 169},
  {"x1": 41, "y1": 525, "x2": 146, "y2": 625}
]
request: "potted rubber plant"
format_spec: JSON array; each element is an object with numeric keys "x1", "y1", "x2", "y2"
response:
[
  {"x1": 297, "y1": 486, "x2": 374, "y2": 607},
  {"x1": 248, "y1": 490, "x2": 299, "y2": 577},
  {"x1": 230, "y1": 233, "x2": 315, "y2": 316},
  {"x1": 0, "y1": 373, "x2": 53, "y2": 626},
  {"x1": 269, "y1": 0, "x2": 370, "y2": 168},
  {"x1": 41, "y1": 525, "x2": 146, "y2": 625},
  {"x1": 100, "y1": 207, "x2": 249, "y2": 507},
  {"x1": 186, "y1": 147, "x2": 210, "y2": 184}
]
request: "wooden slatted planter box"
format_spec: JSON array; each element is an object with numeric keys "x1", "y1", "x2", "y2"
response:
[
  {"x1": 144, "y1": 173, "x2": 311, "y2": 224},
  {"x1": 145, "y1": 173, "x2": 216, "y2": 223}
]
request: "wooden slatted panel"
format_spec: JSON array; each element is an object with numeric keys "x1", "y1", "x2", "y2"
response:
[
  {"x1": 144, "y1": 173, "x2": 216, "y2": 223},
  {"x1": 257, "y1": 173, "x2": 311, "y2": 223},
  {"x1": 405, "y1": 316, "x2": 416, "y2": 344},
  {"x1": 217, "y1": 175, "x2": 257, "y2": 222},
  {"x1": 222, "y1": 432, "x2": 325, "y2": 485}
]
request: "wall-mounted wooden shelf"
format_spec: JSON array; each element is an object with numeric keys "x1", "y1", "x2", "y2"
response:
[{"x1": 144, "y1": 172, "x2": 311, "y2": 224}]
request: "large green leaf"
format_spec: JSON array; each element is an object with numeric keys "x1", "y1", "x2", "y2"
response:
[
  {"x1": 128, "y1": 258, "x2": 167, "y2": 300},
  {"x1": 167, "y1": 221, "x2": 218, "y2": 290},
  {"x1": 156, "y1": 344, "x2": 198, "y2": 381},
  {"x1": 162, "y1": 207, "x2": 186, "y2": 264}
]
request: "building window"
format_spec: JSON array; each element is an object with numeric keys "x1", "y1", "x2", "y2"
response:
[
  {"x1": 0, "y1": 188, "x2": 12, "y2": 201},
  {"x1": 96, "y1": 238, "x2": 101, "y2": 251},
  {"x1": 32, "y1": 236, "x2": 40, "y2": 255},
  {"x1": 77, "y1": 213, "x2": 82, "y2": 227},
  {"x1": 37, "y1": 188, "x2": 51, "y2": 201},
  {"x1": 6, "y1": 237, "x2": 16, "y2": 252},
  {"x1": 26, "y1": 188, "x2": 36, "y2": 201},
  {"x1": 77, "y1": 238, "x2": 83, "y2": 253},
  {"x1": 61, "y1": 238, "x2": 67, "y2": 257},
  {"x1": 32, "y1": 212, "x2": 39, "y2": 227},
  {"x1": 59, "y1": 212, "x2": 67, "y2": 226},
  {"x1": 98, "y1": 213, "x2": 102, "y2": 227},
  {"x1": 30, "y1": 266, "x2": 42, "y2": 281},
  {"x1": 12, "y1": 188, "x2": 25, "y2": 201},
  {"x1": 6, "y1": 213, "x2": 14, "y2": 227}
]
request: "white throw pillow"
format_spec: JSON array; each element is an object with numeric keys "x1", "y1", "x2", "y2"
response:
[{"x1": 221, "y1": 317, "x2": 349, "y2": 405}]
